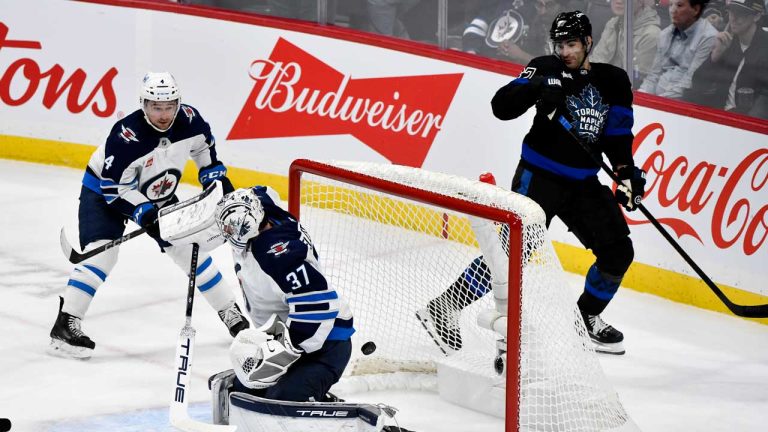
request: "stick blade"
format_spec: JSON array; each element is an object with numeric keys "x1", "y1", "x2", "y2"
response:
[{"x1": 59, "y1": 227, "x2": 83, "y2": 264}]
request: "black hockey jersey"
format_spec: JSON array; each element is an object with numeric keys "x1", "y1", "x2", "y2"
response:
[{"x1": 492, "y1": 55, "x2": 635, "y2": 180}]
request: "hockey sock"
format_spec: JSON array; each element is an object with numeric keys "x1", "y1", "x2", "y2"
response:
[
  {"x1": 433, "y1": 256, "x2": 489, "y2": 312},
  {"x1": 62, "y1": 240, "x2": 119, "y2": 317},
  {"x1": 578, "y1": 264, "x2": 622, "y2": 316}
]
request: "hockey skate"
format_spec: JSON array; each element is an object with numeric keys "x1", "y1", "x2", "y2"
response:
[
  {"x1": 416, "y1": 300, "x2": 462, "y2": 354},
  {"x1": 218, "y1": 302, "x2": 250, "y2": 337},
  {"x1": 48, "y1": 296, "x2": 95, "y2": 359},
  {"x1": 582, "y1": 312, "x2": 625, "y2": 355}
]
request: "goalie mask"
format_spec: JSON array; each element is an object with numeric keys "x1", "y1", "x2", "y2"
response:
[
  {"x1": 140, "y1": 72, "x2": 181, "y2": 132},
  {"x1": 215, "y1": 188, "x2": 265, "y2": 252}
]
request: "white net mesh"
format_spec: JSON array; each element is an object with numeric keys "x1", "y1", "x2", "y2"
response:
[{"x1": 291, "y1": 160, "x2": 635, "y2": 431}]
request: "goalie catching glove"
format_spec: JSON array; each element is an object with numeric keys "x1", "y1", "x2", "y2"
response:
[
  {"x1": 229, "y1": 314, "x2": 302, "y2": 389},
  {"x1": 615, "y1": 166, "x2": 647, "y2": 211}
]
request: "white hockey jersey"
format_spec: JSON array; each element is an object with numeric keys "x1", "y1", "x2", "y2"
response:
[
  {"x1": 232, "y1": 187, "x2": 355, "y2": 354},
  {"x1": 82, "y1": 105, "x2": 228, "y2": 220}
]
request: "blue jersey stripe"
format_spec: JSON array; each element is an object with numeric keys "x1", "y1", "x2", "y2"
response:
[
  {"x1": 288, "y1": 311, "x2": 339, "y2": 321},
  {"x1": 82, "y1": 172, "x2": 102, "y2": 194},
  {"x1": 327, "y1": 326, "x2": 355, "y2": 341},
  {"x1": 287, "y1": 291, "x2": 338, "y2": 304},
  {"x1": 522, "y1": 143, "x2": 600, "y2": 180}
]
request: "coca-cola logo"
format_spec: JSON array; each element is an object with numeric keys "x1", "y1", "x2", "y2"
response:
[
  {"x1": 629, "y1": 123, "x2": 767, "y2": 256},
  {"x1": 0, "y1": 22, "x2": 117, "y2": 117},
  {"x1": 228, "y1": 38, "x2": 463, "y2": 167}
]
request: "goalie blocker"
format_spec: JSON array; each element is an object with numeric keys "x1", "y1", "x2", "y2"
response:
[{"x1": 209, "y1": 370, "x2": 414, "y2": 432}]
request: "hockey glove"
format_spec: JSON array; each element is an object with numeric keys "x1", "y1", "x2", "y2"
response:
[
  {"x1": 199, "y1": 162, "x2": 234, "y2": 194},
  {"x1": 538, "y1": 77, "x2": 564, "y2": 115},
  {"x1": 229, "y1": 326, "x2": 302, "y2": 390},
  {"x1": 615, "y1": 166, "x2": 647, "y2": 211},
  {"x1": 133, "y1": 202, "x2": 161, "y2": 239}
]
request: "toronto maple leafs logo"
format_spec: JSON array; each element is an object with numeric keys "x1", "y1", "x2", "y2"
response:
[{"x1": 565, "y1": 84, "x2": 609, "y2": 143}]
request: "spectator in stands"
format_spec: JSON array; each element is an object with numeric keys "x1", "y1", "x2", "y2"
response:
[
  {"x1": 686, "y1": 0, "x2": 768, "y2": 117},
  {"x1": 367, "y1": 0, "x2": 420, "y2": 39},
  {"x1": 462, "y1": 0, "x2": 568, "y2": 64},
  {"x1": 639, "y1": 0, "x2": 718, "y2": 99},
  {"x1": 590, "y1": 0, "x2": 661, "y2": 84}
]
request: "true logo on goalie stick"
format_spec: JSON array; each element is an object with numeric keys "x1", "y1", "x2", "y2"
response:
[
  {"x1": 295, "y1": 410, "x2": 350, "y2": 418},
  {"x1": 174, "y1": 337, "x2": 191, "y2": 403}
]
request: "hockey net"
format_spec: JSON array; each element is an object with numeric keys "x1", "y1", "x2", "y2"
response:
[{"x1": 288, "y1": 159, "x2": 635, "y2": 432}]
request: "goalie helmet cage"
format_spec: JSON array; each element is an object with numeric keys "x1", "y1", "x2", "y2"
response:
[{"x1": 288, "y1": 159, "x2": 635, "y2": 432}]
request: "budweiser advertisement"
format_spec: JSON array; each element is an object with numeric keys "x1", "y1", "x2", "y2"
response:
[{"x1": 0, "y1": 1, "x2": 765, "y2": 296}]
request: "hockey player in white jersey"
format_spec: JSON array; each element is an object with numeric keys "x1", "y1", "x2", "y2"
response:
[
  {"x1": 210, "y1": 187, "x2": 414, "y2": 432},
  {"x1": 214, "y1": 186, "x2": 354, "y2": 401},
  {"x1": 48, "y1": 72, "x2": 249, "y2": 359}
]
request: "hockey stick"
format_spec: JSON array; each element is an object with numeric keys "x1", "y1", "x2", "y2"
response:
[
  {"x1": 59, "y1": 226, "x2": 146, "y2": 264},
  {"x1": 170, "y1": 243, "x2": 237, "y2": 432},
  {"x1": 59, "y1": 181, "x2": 224, "y2": 264},
  {"x1": 554, "y1": 113, "x2": 768, "y2": 318}
]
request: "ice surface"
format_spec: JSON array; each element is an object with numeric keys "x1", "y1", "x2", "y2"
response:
[{"x1": 1, "y1": 160, "x2": 766, "y2": 432}]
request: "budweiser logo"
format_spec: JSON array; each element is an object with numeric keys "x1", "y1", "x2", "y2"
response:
[
  {"x1": 228, "y1": 38, "x2": 463, "y2": 167},
  {"x1": 630, "y1": 123, "x2": 767, "y2": 256},
  {"x1": 0, "y1": 22, "x2": 117, "y2": 117}
]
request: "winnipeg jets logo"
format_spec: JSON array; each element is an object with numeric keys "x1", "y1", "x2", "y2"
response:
[
  {"x1": 119, "y1": 125, "x2": 139, "y2": 143},
  {"x1": 566, "y1": 84, "x2": 608, "y2": 143},
  {"x1": 268, "y1": 241, "x2": 290, "y2": 256},
  {"x1": 181, "y1": 105, "x2": 195, "y2": 123},
  {"x1": 151, "y1": 178, "x2": 175, "y2": 197},
  {"x1": 142, "y1": 170, "x2": 181, "y2": 201}
]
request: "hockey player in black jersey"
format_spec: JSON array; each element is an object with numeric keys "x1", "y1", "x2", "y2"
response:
[
  {"x1": 48, "y1": 72, "x2": 249, "y2": 359},
  {"x1": 418, "y1": 11, "x2": 646, "y2": 355}
]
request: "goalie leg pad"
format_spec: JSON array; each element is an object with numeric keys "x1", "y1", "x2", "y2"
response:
[{"x1": 228, "y1": 392, "x2": 387, "y2": 432}]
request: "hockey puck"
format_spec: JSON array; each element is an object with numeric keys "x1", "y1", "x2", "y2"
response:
[{"x1": 361, "y1": 341, "x2": 377, "y2": 356}]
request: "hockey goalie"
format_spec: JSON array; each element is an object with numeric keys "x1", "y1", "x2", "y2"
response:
[{"x1": 207, "y1": 185, "x2": 414, "y2": 432}]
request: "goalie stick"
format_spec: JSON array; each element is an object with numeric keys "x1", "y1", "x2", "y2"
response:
[
  {"x1": 170, "y1": 243, "x2": 237, "y2": 432},
  {"x1": 553, "y1": 113, "x2": 768, "y2": 318},
  {"x1": 59, "y1": 181, "x2": 224, "y2": 264}
]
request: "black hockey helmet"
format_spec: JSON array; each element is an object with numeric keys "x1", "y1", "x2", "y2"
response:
[{"x1": 549, "y1": 11, "x2": 592, "y2": 42}]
